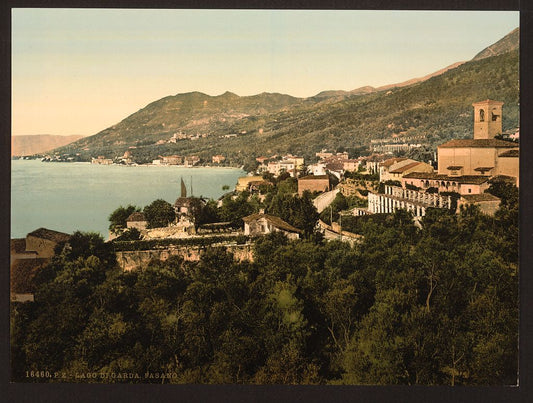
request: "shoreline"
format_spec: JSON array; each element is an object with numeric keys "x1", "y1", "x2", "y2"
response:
[{"x1": 12, "y1": 159, "x2": 246, "y2": 171}]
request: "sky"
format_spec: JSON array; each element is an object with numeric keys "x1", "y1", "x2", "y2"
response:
[{"x1": 11, "y1": 9, "x2": 519, "y2": 136}]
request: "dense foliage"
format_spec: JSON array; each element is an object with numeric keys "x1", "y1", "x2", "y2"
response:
[
  {"x1": 143, "y1": 199, "x2": 176, "y2": 229},
  {"x1": 108, "y1": 205, "x2": 140, "y2": 234},
  {"x1": 12, "y1": 195, "x2": 518, "y2": 385}
]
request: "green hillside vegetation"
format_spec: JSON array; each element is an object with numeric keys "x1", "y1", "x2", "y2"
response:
[{"x1": 53, "y1": 49, "x2": 518, "y2": 167}]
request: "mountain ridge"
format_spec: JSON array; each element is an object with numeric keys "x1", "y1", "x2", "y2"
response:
[{"x1": 50, "y1": 28, "x2": 519, "y2": 166}]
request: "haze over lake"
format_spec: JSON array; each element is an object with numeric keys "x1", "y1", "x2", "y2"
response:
[{"x1": 11, "y1": 160, "x2": 245, "y2": 239}]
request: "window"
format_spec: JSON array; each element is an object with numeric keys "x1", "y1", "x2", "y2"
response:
[
  {"x1": 468, "y1": 189, "x2": 471, "y2": 193},
  {"x1": 479, "y1": 109, "x2": 485, "y2": 122},
  {"x1": 491, "y1": 107, "x2": 500, "y2": 121}
]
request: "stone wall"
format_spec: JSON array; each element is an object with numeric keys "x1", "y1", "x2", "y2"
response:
[
  {"x1": 313, "y1": 188, "x2": 340, "y2": 213},
  {"x1": 115, "y1": 243, "x2": 254, "y2": 271}
]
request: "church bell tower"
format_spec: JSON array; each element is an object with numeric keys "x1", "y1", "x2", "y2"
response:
[{"x1": 472, "y1": 99, "x2": 503, "y2": 139}]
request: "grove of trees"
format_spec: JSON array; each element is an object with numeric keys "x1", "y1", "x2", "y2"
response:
[{"x1": 11, "y1": 185, "x2": 518, "y2": 385}]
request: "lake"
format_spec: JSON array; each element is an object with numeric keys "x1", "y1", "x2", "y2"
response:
[{"x1": 11, "y1": 160, "x2": 245, "y2": 239}]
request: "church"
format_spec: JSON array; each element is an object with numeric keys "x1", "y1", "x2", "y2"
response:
[
  {"x1": 368, "y1": 99, "x2": 519, "y2": 217},
  {"x1": 436, "y1": 99, "x2": 519, "y2": 185}
]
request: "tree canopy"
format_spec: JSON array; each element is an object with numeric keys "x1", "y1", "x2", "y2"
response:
[
  {"x1": 143, "y1": 199, "x2": 176, "y2": 229},
  {"x1": 11, "y1": 188, "x2": 518, "y2": 385},
  {"x1": 108, "y1": 205, "x2": 140, "y2": 234}
]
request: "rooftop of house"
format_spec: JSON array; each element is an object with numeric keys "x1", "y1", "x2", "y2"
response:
[
  {"x1": 27, "y1": 228, "x2": 71, "y2": 243},
  {"x1": 438, "y1": 139, "x2": 518, "y2": 148},
  {"x1": 489, "y1": 175, "x2": 517, "y2": 183},
  {"x1": 174, "y1": 197, "x2": 192, "y2": 207},
  {"x1": 10, "y1": 258, "x2": 50, "y2": 293},
  {"x1": 11, "y1": 238, "x2": 29, "y2": 254},
  {"x1": 242, "y1": 213, "x2": 302, "y2": 234},
  {"x1": 380, "y1": 157, "x2": 407, "y2": 167},
  {"x1": 126, "y1": 212, "x2": 147, "y2": 222},
  {"x1": 325, "y1": 162, "x2": 344, "y2": 172},
  {"x1": 298, "y1": 175, "x2": 330, "y2": 181},
  {"x1": 389, "y1": 161, "x2": 424, "y2": 174},
  {"x1": 461, "y1": 193, "x2": 501, "y2": 203}
]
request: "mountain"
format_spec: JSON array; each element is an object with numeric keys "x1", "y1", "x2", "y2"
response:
[
  {"x1": 312, "y1": 62, "x2": 466, "y2": 99},
  {"x1": 52, "y1": 29, "x2": 519, "y2": 166},
  {"x1": 314, "y1": 86, "x2": 376, "y2": 99},
  {"x1": 12, "y1": 134, "x2": 84, "y2": 157},
  {"x1": 472, "y1": 27, "x2": 519, "y2": 61},
  {"x1": 62, "y1": 91, "x2": 307, "y2": 153},
  {"x1": 375, "y1": 61, "x2": 466, "y2": 91}
]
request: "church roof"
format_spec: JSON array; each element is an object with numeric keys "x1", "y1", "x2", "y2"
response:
[
  {"x1": 438, "y1": 139, "x2": 518, "y2": 148},
  {"x1": 174, "y1": 197, "x2": 192, "y2": 207}
]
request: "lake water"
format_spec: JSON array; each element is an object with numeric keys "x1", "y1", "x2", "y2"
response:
[{"x1": 11, "y1": 160, "x2": 245, "y2": 239}]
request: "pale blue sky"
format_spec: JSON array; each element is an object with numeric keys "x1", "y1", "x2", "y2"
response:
[{"x1": 12, "y1": 9, "x2": 519, "y2": 136}]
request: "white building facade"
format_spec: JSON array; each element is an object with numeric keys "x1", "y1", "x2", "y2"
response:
[{"x1": 368, "y1": 185, "x2": 453, "y2": 217}]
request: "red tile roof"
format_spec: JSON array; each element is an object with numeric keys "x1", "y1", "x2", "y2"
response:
[{"x1": 389, "y1": 162, "x2": 422, "y2": 173}]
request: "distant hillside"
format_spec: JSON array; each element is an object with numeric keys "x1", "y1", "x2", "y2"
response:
[
  {"x1": 52, "y1": 30, "x2": 519, "y2": 167},
  {"x1": 61, "y1": 91, "x2": 307, "y2": 153},
  {"x1": 12, "y1": 134, "x2": 84, "y2": 156},
  {"x1": 472, "y1": 27, "x2": 519, "y2": 61}
]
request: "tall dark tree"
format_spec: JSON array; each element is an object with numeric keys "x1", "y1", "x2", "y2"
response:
[
  {"x1": 143, "y1": 199, "x2": 176, "y2": 229},
  {"x1": 267, "y1": 191, "x2": 319, "y2": 238},
  {"x1": 108, "y1": 205, "x2": 140, "y2": 234}
]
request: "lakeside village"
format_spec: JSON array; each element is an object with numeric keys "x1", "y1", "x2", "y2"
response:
[{"x1": 11, "y1": 99, "x2": 519, "y2": 302}]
